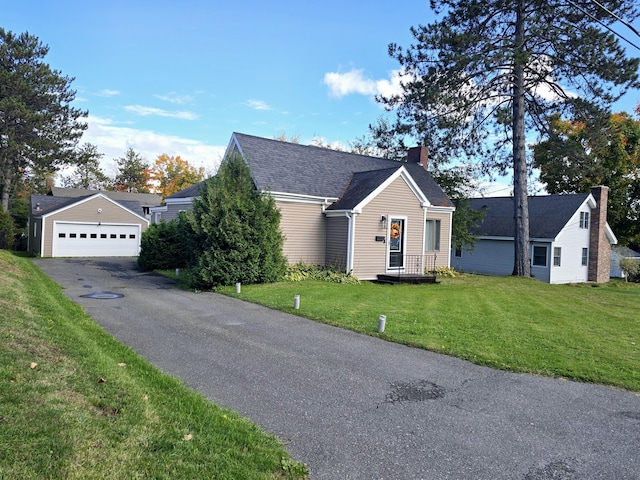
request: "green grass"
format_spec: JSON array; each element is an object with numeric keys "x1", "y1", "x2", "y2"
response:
[
  {"x1": 0, "y1": 251, "x2": 307, "y2": 479},
  {"x1": 219, "y1": 274, "x2": 640, "y2": 391}
]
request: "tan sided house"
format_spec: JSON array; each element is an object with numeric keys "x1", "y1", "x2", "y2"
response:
[
  {"x1": 29, "y1": 189, "x2": 161, "y2": 257},
  {"x1": 153, "y1": 133, "x2": 455, "y2": 281}
]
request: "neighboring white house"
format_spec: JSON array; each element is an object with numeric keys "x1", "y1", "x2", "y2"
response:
[{"x1": 452, "y1": 186, "x2": 616, "y2": 284}]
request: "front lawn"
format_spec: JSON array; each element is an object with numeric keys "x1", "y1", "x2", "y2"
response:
[
  {"x1": 0, "y1": 251, "x2": 307, "y2": 479},
  {"x1": 220, "y1": 274, "x2": 640, "y2": 391}
]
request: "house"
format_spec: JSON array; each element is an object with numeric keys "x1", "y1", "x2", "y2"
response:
[
  {"x1": 451, "y1": 186, "x2": 616, "y2": 284},
  {"x1": 610, "y1": 245, "x2": 640, "y2": 278},
  {"x1": 154, "y1": 132, "x2": 456, "y2": 281},
  {"x1": 28, "y1": 188, "x2": 161, "y2": 257}
]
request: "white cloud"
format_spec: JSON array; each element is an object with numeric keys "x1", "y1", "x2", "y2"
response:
[
  {"x1": 245, "y1": 99, "x2": 273, "y2": 111},
  {"x1": 125, "y1": 105, "x2": 198, "y2": 120},
  {"x1": 96, "y1": 89, "x2": 120, "y2": 97},
  {"x1": 81, "y1": 116, "x2": 225, "y2": 177},
  {"x1": 155, "y1": 92, "x2": 195, "y2": 105},
  {"x1": 323, "y1": 69, "x2": 404, "y2": 99}
]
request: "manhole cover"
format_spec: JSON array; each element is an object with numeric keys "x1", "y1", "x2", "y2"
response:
[
  {"x1": 385, "y1": 380, "x2": 444, "y2": 404},
  {"x1": 80, "y1": 291, "x2": 124, "y2": 299}
]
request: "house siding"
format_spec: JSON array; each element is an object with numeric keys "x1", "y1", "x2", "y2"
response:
[
  {"x1": 352, "y1": 177, "x2": 425, "y2": 280},
  {"x1": 160, "y1": 202, "x2": 192, "y2": 223},
  {"x1": 325, "y1": 215, "x2": 349, "y2": 271},
  {"x1": 548, "y1": 207, "x2": 591, "y2": 284},
  {"x1": 41, "y1": 197, "x2": 148, "y2": 257},
  {"x1": 276, "y1": 200, "x2": 326, "y2": 265},
  {"x1": 452, "y1": 239, "x2": 515, "y2": 276},
  {"x1": 425, "y1": 210, "x2": 452, "y2": 269}
]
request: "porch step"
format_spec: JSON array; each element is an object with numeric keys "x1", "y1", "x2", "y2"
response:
[{"x1": 375, "y1": 274, "x2": 439, "y2": 285}]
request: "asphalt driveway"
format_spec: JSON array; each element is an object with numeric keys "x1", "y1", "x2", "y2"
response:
[{"x1": 33, "y1": 257, "x2": 640, "y2": 480}]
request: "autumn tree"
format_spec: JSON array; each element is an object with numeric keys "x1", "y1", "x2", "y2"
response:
[
  {"x1": 534, "y1": 107, "x2": 640, "y2": 248},
  {"x1": 0, "y1": 28, "x2": 87, "y2": 212},
  {"x1": 151, "y1": 153, "x2": 205, "y2": 200},
  {"x1": 112, "y1": 148, "x2": 151, "y2": 193},
  {"x1": 61, "y1": 143, "x2": 109, "y2": 190},
  {"x1": 378, "y1": 1, "x2": 639, "y2": 276}
]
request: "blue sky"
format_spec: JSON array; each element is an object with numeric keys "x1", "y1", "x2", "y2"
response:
[{"x1": 3, "y1": 0, "x2": 639, "y2": 194}]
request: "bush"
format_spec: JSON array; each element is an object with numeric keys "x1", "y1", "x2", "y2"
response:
[
  {"x1": 138, "y1": 214, "x2": 194, "y2": 271},
  {"x1": 620, "y1": 257, "x2": 640, "y2": 282},
  {"x1": 427, "y1": 266, "x2": 457, "y2": 278},
  {"x1": 285, "y1": 262, "x2": 360, "y2": 284},
  {"x1": 0, "y1": 210, "x2": 16, "y2": 250}
]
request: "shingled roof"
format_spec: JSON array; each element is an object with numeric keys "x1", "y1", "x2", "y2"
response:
[
  {"x1": 31, "y1": 193, "x2": 148, "y2": 218},
  {"x1": 470, "y1": 193, "x2": 591, "y2": 239},
  {"x1": 49, "y1": 187, "x2": 161, "y2": 207},
  {"x1": 231, "y1": 132, "x2": 453, "y2": 208}
]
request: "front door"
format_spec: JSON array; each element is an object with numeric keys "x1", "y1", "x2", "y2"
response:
[{"x1": 388, "y1": 218, "x2": 405, "y2": 269}]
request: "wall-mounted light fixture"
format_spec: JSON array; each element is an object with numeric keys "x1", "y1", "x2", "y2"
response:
[
  {"x1": 97, "y1": 208, "x2": 102, "y2": 214},
  {"x1": 380, "y1": 215, "x2": 386, "y2": 229}
]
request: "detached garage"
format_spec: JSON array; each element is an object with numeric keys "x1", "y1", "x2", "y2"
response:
[{"x1": 29, "y1": 192, "x2": 152, "y2": 258}]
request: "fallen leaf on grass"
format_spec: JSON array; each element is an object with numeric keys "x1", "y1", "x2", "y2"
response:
[
  {"x1": 183, "y1": 433, "x2": 193, "y2": 441},
  {"x1": 98, "y1": 378, "x2": 106, "y2": 384},
  {"x1": 30, "y1": 362, "x2": 38, "y2": 369},
  {"x1": 118, "y1": 363, "x2": 126, "y2": 367}
]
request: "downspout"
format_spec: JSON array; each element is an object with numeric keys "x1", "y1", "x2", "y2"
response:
[{"x1": 344, "y1": 212, "x2": 357, "y2": 274}]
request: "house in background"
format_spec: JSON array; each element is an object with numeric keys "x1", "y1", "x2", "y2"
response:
[
  {"x1": 610, "y1": 245, "x2": 640, "y2": 278},
  {"x1": 28, "y1": 188, "x2": 161, "y2": 257},
  {"x1": 452, "y1": 186, "x2": 616, "y2": 284},
  {"x1": 157, "y1": 132, "x2": 455, "y2": 281}
]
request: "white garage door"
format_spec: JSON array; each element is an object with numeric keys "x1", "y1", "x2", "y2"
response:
[{"x1": 52, "y1": 222, "x2": 141, "y2": 257}]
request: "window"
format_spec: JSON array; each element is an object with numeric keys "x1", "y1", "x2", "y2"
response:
[
  {"x1": 110, "y1": 234, "x2": 117, "y2": 239},
  {"x1": 100, "y1": 234, "x2": 107, "y2": 239},
  {"x1": 80, "y1": 233, "x2": 87, "y2": 238},
  {"x1": 69, "y1": 233, "x2": 77, "y2": 238},
  {"x1": 580, "y1": 211, "x2": 590, "y2": 229},
  {"x1": 425, "y1": 219, "x2": 441, "y2": 251},
  {"x1": 58, "y1": 233, "x2": 66, "y2": 238},
  {"x1": 454, "y1": 248, "x2": 462, "y2": 258},
  {"x1": 533, "y1": 246, "x2": 547, "y2": 267},
  {"x1": 129, "y1": 234, "x2": 136, "y2": 239},
  {"x1": 582, "y1": 248, "x2": 588, "y2": 266},
  {"x1": 553, "y1": 247, "x2": 561, "y2": 267},
  {"x1": 120, "y1": 234, "x2": 126, "y2": 239},
  {"x1": 90, "y1": 234, "x2": 97, "y2": 239}
]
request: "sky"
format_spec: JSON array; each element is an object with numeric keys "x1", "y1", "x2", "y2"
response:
[{"x1": 3, "y1": 0, "x2": 640, "y2": 195}]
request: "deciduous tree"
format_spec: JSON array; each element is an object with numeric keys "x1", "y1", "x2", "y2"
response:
[
  {"x1": 0, "y1": 28, "x2": 87, "y2": 212},
  {"x1": 378, "y1": 0, "x2": 639, "y2": 276},
  {"x1": 151, "y1": 153, "x2": 205, "y2": 200}
]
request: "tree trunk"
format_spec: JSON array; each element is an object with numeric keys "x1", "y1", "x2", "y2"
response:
[
  {"x1": 512, "y1": 0, "x2": 531, "y2": 277},
  {"x1": 1, "y1": 173, "x2": 11, "y2": 213}
]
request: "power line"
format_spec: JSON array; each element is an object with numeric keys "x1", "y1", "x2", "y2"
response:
[
  {"x1": 567, "y1": 0, "x2": 640, "y2": 52},
  {"x1": 588, "y1": 0, "x2": 640, "y2": 38}
]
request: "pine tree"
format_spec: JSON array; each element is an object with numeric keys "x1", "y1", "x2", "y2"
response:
[{"x1": 379, "y1": 0, "x2": 639, "y2": 276}]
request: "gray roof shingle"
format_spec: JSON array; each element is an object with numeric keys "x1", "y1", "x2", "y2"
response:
[
  {"x1": 470, "y1": 193, "x2": 591, "y2": 239},
  {"x1": 49, "y1": 187, "x2": 161, "y2": 207},
  {"x1": 31, "y1": 192, "x2": 147, "y2": 218},
  {"x1": 232, "y1": 132, "x2": 453, "y2": 208}
]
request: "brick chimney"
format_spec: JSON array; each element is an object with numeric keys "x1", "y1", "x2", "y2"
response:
[
  {"x1": 407, "y1": 146, "x2": 429, "y2": 170},
  {"x1": 588, "y1": 185, "x2": 610, "y2": 283}
]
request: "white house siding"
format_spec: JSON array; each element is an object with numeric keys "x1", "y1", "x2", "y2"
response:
[
  {"x1": 452, "y1": 239, "x2": 515, "y2": 276},
  {"x1": 276, "y1": 200, "x2": 326, "y2": 266},
  {"x1": 352, "y1": 176, "x2": 425, "y2": 280},
  {"x1": 325, "y1": 215, "x2": 349, "y2": 271},
  {"x1": 548, "y1": 207, "x2": 591, "y2": 284}
]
